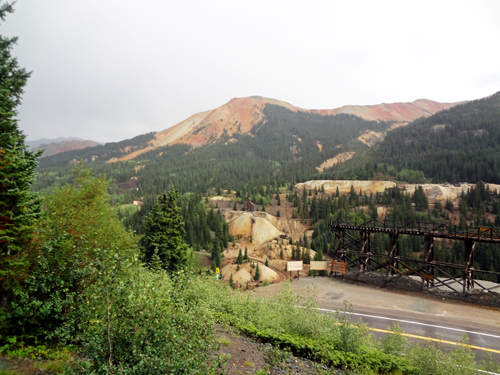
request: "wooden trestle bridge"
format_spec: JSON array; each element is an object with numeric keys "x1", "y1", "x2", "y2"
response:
[{"x1": 330, "y1": 218, "x2": 500, "y2": 295}]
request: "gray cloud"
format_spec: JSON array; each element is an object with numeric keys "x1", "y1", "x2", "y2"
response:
[{"x1": 3, "y1": 0, "x2": 500, "y2": 143}]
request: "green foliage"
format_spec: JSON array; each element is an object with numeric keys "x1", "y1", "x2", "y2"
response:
[
  {"x1": 71, "y1": 269, "x2": 227, "y2": 374},
  {"x1": 412, "y1": 185, "x2": 428, "y2": 211},
  {"x1": 397, "y1": 169, "x2": 426, "y2": 184},
  {"x1": 0, "y1": 1, "x2": 43, "y2": 329},
  {"x1": 255, "y1": 263, "x2": 260, "y2": 281},
  {"x1": 335, "y1": 302, "x2": 366, "y2": 355},
  {"x1": 380, "y1": 323, "x2": 407, "y2": 356},
  {"x1": 445, "y1": 199, "x2": 454, "y2": 212},
  {"x1": 262, "y1": 345, "x2": 291, "y2": 369},
  {"x1": 302, "y1": 248, "x2": 311, "y2": 265},
  {"x1": 188, "y1": 277, "x2": 490, "y2": 374},
  {"x1": 149, "y1": 247, "x2": 163, "y2": 272},
  {"x1": 406, "y1": 337, "x2": 476, "y2": 375},
  {"x1": 115, "y1": 204, "x2": 140, "y2": 219},
  {"x1": 4, "y1": 168, "x2": 138, "y2": 344},
  {"x1": 377, "y1": 92, "x2": 500, "y2": 183},
  {"x1": 142, "y1": 187, "x2": 189, "y2": 272}
]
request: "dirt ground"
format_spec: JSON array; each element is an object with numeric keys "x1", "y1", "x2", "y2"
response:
[{"x1": 214, "y1": 324, "x2": 338, "y2": 375}]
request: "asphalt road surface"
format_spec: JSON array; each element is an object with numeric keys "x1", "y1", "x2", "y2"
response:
[
  {"x1": 254, "y1": 276, "x2": 500, "y2": 364},
  {"x1": 322, "y1": 306, "x2": 500, "y2": 363}
]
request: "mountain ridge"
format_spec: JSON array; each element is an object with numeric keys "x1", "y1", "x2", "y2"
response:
[
  {"x1": 110, "y1": 95, "x2": 462, "y2": 162},
  {"x1": 33, "y1": 140, "x2": 100, "y2": 158}
]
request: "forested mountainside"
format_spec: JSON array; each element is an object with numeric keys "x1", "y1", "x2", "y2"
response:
[
  {"x1": 33, "y1": 105, "x2": 390, "y2": 197},
  {"x1": 374, "y1": 92, "x2": 500, "y2": 183},
  {"x1": 37, "y1": 132, "x2": 155, "y2": 168}
]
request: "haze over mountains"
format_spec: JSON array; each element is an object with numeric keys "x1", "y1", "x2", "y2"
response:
[{"x1": 27, "y1": 137, "x2": 101, "y2": 158}]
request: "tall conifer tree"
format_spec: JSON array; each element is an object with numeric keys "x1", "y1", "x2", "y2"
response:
[
  {"x1": 142, "y1": 187, "x2": 189, "y2": 272},
  {"x1": 0, "y1": 2, "x2": 42, "y2": 311}
]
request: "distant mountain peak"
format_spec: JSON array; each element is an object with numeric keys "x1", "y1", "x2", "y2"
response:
[
  {"x1": 32, "y1": 139, "x2": 100, "y2": 158},
  {"x1": 109, "y1": 95, "x2": 463, "y2": 162}
]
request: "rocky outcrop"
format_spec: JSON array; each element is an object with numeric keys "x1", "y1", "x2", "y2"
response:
[
  {"x1": 226, "y1": 211, "x2": 284, "y2": 244},
  {"x1": 316, "y1": 152, "x2": 356, "y2": 172}
]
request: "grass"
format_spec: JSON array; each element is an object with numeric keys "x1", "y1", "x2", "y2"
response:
[
  {"x1": 35, "y1": 360, "x2": 66, "y2": 373},
  {"x1": 191, "y1": 276, "x2": 490, "y2": 374},
  {"x1": 243, "y1": 361, "x2": 254, "y2": 367},
  {"x1": 217, "y1": 337, "x2": 231, "y2": 347}
]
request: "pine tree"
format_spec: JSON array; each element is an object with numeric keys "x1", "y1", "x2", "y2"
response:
[
  {"x1": 0, "y1": 2, "x2": 42, "y2": 314},
  {"x1": 236, "y1": 248, "x2": 243, "y2": 265},
  {"x1": 244, "y1": 246, "x2": 248, "y2": 260},
  {"x1": 302, "y1": 248, "x2": 311, "y2": 265},
  {"x1": 265, "y1": 258, "x2": 269, "y2": 267},
  {"x1": 280, "y1": 248, "x2": 284, "y2": 259},
  {"x1": 229, "y1": 273, "x2": 234, "y2": 288},
  {"x1": 142, "y1": 187, "x2": 189, "y2": 272},
  {"x1": 211, "y1": 238, "x2": 221, "y2": 268},
  {"x1": 254, "y1": 263, "x2": 260, "y2": 281},
  {"x1": 149, "y1": 247, "x2": 163, "y2": 272}
]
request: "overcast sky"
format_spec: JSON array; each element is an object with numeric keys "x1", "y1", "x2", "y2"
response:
[{"x1": 4, "y1": 0, "x2": 500, "y2": 143}]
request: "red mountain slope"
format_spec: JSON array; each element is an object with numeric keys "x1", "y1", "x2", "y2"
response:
[{"x1": 111, "y1": 96, "x2": 461, "y2": 162}]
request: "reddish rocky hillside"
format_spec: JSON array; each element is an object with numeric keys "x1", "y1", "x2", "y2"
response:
[
  {"x1": 315, "y1": 99, "x2": 459, "y2": 122},
  {"x1": 111, "y1": 96, "x2": 461, "y2": 162},
  {"x1": 34, "y1": 140, "x2": 99, "y2": 158}
]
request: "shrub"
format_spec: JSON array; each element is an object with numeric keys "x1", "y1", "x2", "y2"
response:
[
  {"x1": 70, "y1": 269, "x2": 227, "y2": 374},
  {"x1": 380, "y1": 322, "x2": 407, "y2": 356},
  {"x1": 7, "y1": 169, "x2": 138, "y2": 344}
]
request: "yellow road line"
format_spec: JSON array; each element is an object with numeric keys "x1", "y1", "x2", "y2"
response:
[{"x1": 369, "y1": 327, "x2": 500, "y2": 354}]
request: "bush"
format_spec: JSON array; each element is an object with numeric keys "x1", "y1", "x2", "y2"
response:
[
  {"x1": 6, "y1": 169, "x2": 138, "y2": 345},
  {"x1": 70, "y1": 269, "x2": 227, "y2": 374},
  {"x1": 380, "y1": 323, "x2": 407, "y2": 356}
]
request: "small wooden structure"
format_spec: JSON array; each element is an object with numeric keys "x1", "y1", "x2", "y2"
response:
[{"x1": 244, "y1": 198, "x2": 256, "y2": 212}]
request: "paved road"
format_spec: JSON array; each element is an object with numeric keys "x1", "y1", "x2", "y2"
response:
[
  {"x1": 254, "y1": 276, "x2": 500, "y2": 364},
  {"x1": 319, "y1": 305, "x2": 500, "y2": 362}
]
